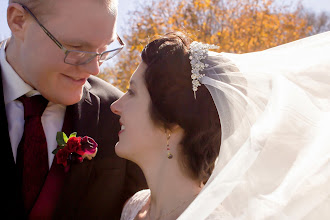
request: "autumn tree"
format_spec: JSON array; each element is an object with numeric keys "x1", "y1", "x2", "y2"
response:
[
  {"x1": 101, "y1": 0, "x2": 321, "y2": 91},
  {"x1": 305, "y1": 11, "x2": 330, "y2": 35}
]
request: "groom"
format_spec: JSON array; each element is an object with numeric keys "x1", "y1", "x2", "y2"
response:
[{"x1": 1, "y1": 0, "x2": 146, "y2": 219}]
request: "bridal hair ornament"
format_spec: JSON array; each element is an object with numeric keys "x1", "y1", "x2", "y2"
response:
[{"x1": 188, "y1": 41, "x2": 219, "y2": 99}]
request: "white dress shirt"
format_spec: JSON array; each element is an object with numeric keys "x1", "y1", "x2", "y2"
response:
[{"x1": 0, "y1": 40, "x2": 66, "y2": 168}]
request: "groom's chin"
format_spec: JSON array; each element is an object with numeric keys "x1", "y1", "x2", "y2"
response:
[
  {"x1": 51, "y1": 88, "x2": 84, "y2": 106},
  {"x1": 62, "y1": 94, "x2": 83, "y2": 106}
]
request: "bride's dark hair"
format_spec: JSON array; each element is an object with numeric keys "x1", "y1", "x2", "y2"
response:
[{"x1": 141, "y1": 31, "x2": 221, "y2": 184}]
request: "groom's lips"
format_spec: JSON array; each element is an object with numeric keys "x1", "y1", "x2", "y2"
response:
[{"x1": 62, "y1": 74, "x2": 88, "y2": 86}]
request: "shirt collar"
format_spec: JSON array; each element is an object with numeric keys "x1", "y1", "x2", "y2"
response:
[{"x1": 0, "y1": 39, "x2": 34, "y2": 104}]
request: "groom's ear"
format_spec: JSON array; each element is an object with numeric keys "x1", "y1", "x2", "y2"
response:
[{"x1": 7, "y1": 3, "x2": 30, "y2": 41}]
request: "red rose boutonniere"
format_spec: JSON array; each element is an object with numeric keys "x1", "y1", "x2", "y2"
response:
[{"x1": 52, "y1": 132, "x2": 98, "y2": 169}]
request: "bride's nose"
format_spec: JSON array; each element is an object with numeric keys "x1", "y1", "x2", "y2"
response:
[{"x1": 110, "y1": 99, "x2": 121, "y2": 116}]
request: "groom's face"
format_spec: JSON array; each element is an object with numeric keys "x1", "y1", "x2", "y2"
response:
[{"x1": 17, "y1": 0, "x2": 117, "y2": 105}]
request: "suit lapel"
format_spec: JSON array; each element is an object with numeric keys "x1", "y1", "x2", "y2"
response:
[
  {"x1": 0, "y1": 55, "x2": 25, "y2": 217},
  {"x1": 71, "y1": 81, "x2": 100, "y2": 138},
  {"x1": 66, "y1": 81, "x2": 100, "y2": 186},
  {"x1": 56, "y1": 81, "x2": 101, "y2": 213}
]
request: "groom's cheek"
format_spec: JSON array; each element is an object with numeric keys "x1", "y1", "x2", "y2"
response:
[{"x1": 42, "y1": 73, "x2": 85, "y2": 105}]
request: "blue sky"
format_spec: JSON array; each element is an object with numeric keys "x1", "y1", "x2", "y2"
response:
[{"x1": 1, "y1": 0, "x2": 330, "y2": 41}]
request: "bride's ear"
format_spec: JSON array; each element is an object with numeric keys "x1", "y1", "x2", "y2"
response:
[
  {"x1": 164, "y1": 124, "x2": 183, "y2": 133},
  {"x1": 162, "y1": 124, "x2": 184, "y2": 141},
  {"x1": 170, "y1": 124, "x2": 182, "y2": 132},
  {"x1": 168, "y1": 124, "x2": 185, "y2": 142}
]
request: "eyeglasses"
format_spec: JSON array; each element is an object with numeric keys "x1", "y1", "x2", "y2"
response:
[{"x1": 20, "y1": 3, "x2": 124, "y2": 66}]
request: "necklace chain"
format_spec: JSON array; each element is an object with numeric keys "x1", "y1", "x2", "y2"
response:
[{"x1": 147, "y1": 194, "x2": 198, "y2": 220}]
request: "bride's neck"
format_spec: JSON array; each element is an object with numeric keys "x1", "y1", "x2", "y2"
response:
[{"x1": 141, "y1": 157, "x2": 202, "y2": 219}]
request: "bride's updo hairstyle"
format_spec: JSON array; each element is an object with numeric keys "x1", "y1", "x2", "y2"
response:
[{"x1": 141, "y1": 32, "x2": 221, "y2": 184}]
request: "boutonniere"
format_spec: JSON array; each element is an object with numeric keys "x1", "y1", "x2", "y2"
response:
[{"x1": 52, "y1": 132, "x2": 98, "y2": 170}]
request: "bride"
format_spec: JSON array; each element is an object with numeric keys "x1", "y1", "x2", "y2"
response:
[{"x1": 111, "y1": 31, "x2": 330, "y2": 220}]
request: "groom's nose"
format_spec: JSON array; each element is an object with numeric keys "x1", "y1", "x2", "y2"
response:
[{"x1": 79, "y1": 58, "x2": 101, "y2": 76}]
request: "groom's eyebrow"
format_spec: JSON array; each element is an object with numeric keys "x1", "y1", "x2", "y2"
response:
[
  {"x1": 63, "y1": 37, "x2": 116, "y2": 48},
  {"x1": 62, "y1": 38, "x2": 93, "y2": 47}
]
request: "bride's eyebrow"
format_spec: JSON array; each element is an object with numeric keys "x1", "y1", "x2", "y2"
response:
[{"x1": 129, "y1": 80, "x2": 136, "y2": 87}]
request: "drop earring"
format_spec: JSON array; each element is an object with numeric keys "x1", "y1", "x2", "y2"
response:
[{"x1": 166, "y1": 132, "x2": 173, "y2": 159}]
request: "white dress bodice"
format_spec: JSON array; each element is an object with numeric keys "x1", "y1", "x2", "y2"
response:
[{"x1": 120, "y1": 189, "x2": 234, "y2": 220}]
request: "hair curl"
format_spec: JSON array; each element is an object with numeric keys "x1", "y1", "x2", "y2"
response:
[{"x1": 141, "y1": 32, "x2": 221, "y2": 184}]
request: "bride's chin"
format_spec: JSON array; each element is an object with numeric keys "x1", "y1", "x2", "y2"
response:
[
  {"x1": 114, "y1": 142, "x2": 129, "y2": 159},
  {"x1": 114, "y1": 142, "x2": 123, "y2": 156},
  {"x1": 114, "y1": 142, "x2": 144, "y2": 166}
]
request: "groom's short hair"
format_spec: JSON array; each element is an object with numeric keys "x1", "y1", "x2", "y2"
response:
[
  {"x1": 9, "y1": 0, "x2": 46, "y2": 18},
  {"x1": 9, "y1": 0, "x2": 118, "y2": 20}
]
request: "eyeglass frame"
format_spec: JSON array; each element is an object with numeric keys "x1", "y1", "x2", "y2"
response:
[{"x1": 19, "y1": 3, "x2": 125, "y2": 66}]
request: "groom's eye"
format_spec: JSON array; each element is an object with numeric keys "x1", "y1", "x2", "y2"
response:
[
  {"x1": 69, "y1": 45, "x2": 82, "y2": 49},
  {"x1": 63, "y1": 41, "x2": 83, "y2": 49}
]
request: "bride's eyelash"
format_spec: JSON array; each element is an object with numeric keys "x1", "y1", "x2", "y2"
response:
[{"x1": 127, "y1": 89, "x2": 134, "y2": 95}]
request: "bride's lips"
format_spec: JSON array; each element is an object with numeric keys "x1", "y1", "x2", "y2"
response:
[
  {"x1": 119, "y1": 122, "x2": 125, "y2": 135},
  {"x1": 62, "y1": 74, "x2": 88, "y2": 86}
]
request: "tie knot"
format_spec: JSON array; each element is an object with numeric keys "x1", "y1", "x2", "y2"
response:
[{"x1": 18, "y1": 95, "x2": 48, "y2": 119}]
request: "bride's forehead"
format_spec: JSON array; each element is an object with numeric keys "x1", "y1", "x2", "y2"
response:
[{"x1": 132, "y1": 63, "x2": 148, "y2": 81}]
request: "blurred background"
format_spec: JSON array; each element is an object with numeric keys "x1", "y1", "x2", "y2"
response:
[{"x1": 1, "y1": 0, "x2": 330, "y2": 91}]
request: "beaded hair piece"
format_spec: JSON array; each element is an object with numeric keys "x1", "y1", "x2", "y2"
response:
[{"x1": 189, "y1": 41, "x2": 219, "y2": 99}]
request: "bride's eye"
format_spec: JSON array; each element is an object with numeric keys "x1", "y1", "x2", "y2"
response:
[{"x1": 127, "y1": 89, "x2": 135, "y2": 96}]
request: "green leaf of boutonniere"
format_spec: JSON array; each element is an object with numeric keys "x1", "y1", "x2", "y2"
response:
[
  {"x1": 56, "y1": 131, "x2": 67, "y2": 147},
  {"x1": 63, "y1": 132, "x2": 68, "y2": 143},
  {"x1": 52, "y1": 146, "x2": 64, "y2": 155},
  {"x1": 69, "y1": 132, "x2": 77, "y2": 138}
]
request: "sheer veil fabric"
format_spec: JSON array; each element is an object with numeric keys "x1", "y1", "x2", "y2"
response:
[{"x1": 178, "y1": 31, "x2": 330, "y2": 220}]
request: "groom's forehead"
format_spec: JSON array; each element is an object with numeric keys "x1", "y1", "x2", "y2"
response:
[
  {"x1": 48, "y1": 0, "x2": 117, "y2": 29},
  {"x1": 48, "y1": 0, "x2": 117, "y2": 48},
  {"x1": 54, "y1": 0, "x2": 118, "y2": 10},
  {"x1": 52, "y1": 0, "x2": 118, "y2": 21},
  {"x1": 31, "y1": 0, "x2": 117, "y2": 17}
]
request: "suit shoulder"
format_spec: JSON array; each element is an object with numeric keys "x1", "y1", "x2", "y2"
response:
[{"x1": 87, "y1": 75, "x2": 123, "y2": 100}]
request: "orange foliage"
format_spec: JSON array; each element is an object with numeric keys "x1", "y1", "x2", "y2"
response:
[{"x1": 102, "y1": 0, "x2": 314, "y2": 91}]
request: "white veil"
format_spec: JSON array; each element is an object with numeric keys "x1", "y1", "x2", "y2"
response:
[{"x1": 178, "y1": 31, "x2": 330, "y2": 220}]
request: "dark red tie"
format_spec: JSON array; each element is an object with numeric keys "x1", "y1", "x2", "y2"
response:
[{"x1": 17, "y1": 95, "x2": 49, "y2": 214}]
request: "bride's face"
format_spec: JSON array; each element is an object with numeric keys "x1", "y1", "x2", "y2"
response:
[{"x1": 110, "y1": 62, "x2": 165, "y2": 164}]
